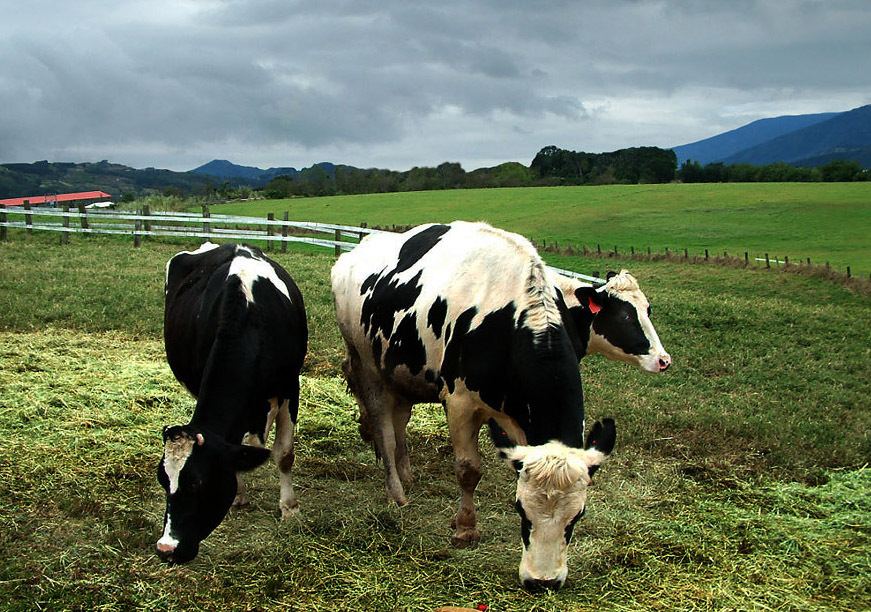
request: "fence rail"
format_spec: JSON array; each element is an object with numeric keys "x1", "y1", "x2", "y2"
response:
[
  {"x1": 0, "y1": 205, "x2": 377, "y2": 254},
  {"x1": 1, "y1": 204, "x2": 864, "y2": 285}
]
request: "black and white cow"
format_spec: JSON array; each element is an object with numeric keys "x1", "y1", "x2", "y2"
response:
[
  {"x1": 157, "y1": 242, "x2": 307, "y2": 564},
  {"x1": 331, "y1": 221, "x2": 669, "y2": 590}
]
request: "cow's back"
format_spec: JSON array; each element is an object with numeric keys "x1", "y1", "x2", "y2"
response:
[
  {"x1": 332, "y1": 222, "x2": 574, "y2": 414},
  {"x1": 165, "y1": 243, "x2": 307, "y2": 399}
]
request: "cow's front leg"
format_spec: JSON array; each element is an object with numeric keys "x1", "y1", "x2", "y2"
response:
[
  {"x1": 445, "y1": 396, "x2": 484, "y2": 548},
  {"x1": 272, "y1": 397, "x2": 300, "y2": 518}
]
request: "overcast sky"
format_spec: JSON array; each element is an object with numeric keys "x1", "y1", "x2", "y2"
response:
[{"x1": 1, "y1": 0, "x2": 869, "y2": 173}]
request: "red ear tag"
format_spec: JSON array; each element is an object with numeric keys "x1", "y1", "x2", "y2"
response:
[{"x1": 588, "y1": 296, "x2": 602, "y2": 314}]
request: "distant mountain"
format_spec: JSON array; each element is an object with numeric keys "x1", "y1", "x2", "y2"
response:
[
  {"x1": 0, "y1": 160, "x2": 214, "y2": 200},
  {"x1": 190, "y1": 160, "x2": 341, "y2": 186},
  {"x1": 719, "y1": 105, "x2": 871, "y2": 167},
  {"x1": 672, "y1": 112, "x2": 840, "y2": 165}
]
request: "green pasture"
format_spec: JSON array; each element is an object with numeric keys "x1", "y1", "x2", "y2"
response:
[
  {"x1": 214, "y1": 182, "x2": 871, "y2": 276},
  {"x1": 0, "y1": 230, "x2": 869, "y2": 611}
]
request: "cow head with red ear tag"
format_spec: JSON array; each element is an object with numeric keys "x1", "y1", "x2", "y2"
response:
[
  {"x1": 555, "y1": 270, "x2": 671, "y2": 373},
  {"x1": 155, "y1": 425, "x2": 271, "y2": 564}
]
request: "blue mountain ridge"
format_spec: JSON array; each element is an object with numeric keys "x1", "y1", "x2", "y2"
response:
[{"x1": 672, "y1": 104, "x2": 871, "y2": 167}]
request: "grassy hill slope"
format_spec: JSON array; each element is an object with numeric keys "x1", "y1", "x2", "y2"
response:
[{"x1": 213, "y1": 182, "x2": 871, "y2": 275}]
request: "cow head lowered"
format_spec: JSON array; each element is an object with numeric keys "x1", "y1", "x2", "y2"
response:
[
  {"x1": 558, "y1": 270, "x2": 671, "y2": 373},
  {"x1": 496, "y1": 419, "x2": 616, "y2": 591},
  {"x1": 155, "y1": 425, "x2": 271, "y2": 564}
]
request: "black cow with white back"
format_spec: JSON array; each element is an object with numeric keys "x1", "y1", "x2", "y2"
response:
[
  {"x1": 331, "y1": 221, "x2": 669, "y2": 590},
  {"x1": 157, "y1": 242, "x2": 307, "y2": 564}
]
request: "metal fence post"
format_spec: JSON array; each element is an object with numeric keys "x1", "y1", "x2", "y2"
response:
[
  {"x1": 267, "y1": 213, "x2": 275, "y2": 251},
  {"x1": 0, "y1": 209, "x2": 6, "y2": 241}
]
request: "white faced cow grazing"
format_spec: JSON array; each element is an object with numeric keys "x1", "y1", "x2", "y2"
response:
[
  {"x1": 331, "y1": 221, "x2": 669, "y2": 590},
  {"x1": 157, "y1": 243, "x2": 307, "y2": 564}
]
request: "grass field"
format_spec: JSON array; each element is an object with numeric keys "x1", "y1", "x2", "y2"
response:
[
  {"x1": 213, "y1": 182, "x2": 871, "y2": 276},
  {"x1": 1, "y1": 218, "x2": 869, "y2": 610}
]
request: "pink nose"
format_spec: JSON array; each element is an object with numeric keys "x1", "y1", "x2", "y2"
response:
[{"x1": 156, "y1": 542, "x2": 175, "y2": 554}]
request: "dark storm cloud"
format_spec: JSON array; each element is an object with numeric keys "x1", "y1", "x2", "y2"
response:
[{"x1": 0, "y1": 0, "x2": 868, "y2": 171}]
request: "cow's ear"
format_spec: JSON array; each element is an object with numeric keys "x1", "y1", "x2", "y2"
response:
[
  {"x1": 575, "y1": 286, "x2": 606, "y2": 314},
  {"x1": 499, "y1": 445, "x2": 531, "y2": 476},
  {"x1": 488, "y1": 418, "x2": 518, "y2": 449},
  {"x1": 606, "y1": 270, "x2": 618, "y2": 280},
  {"x1": 585, "y1": 418, "x2": 616, "y2": 455},
  {"x1": 229, "y1": 444, "x2": 272, "y2": 472}
]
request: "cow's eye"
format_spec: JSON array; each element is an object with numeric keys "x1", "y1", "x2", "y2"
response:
[{"x1": 647, "y1": 306, "x2": 652, "y2": 317}]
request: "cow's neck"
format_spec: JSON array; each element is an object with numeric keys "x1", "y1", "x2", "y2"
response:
[
  {"x1": 555, "y1": 292, "x2": 594, "y2": 362},
  {"x1": 506, "y1": 326, "x2": 586, "y2": 448}
]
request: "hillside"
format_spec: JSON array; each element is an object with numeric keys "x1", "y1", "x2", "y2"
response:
[
  {"x1": 672, "y1": 111, "x2": 838, "y2": 165},
  {"x1": 673, "y1": 104, "x2": 871, "y2": 168},
  {"x1": 0, "y1": 160, "x2": 216, "y2": 200},
  {"x1": 190, "y1": 160, "x2": 338, "y2": 185},
  {"x1": 720, "y1": 104, "x2": 871, "y2": 166}
]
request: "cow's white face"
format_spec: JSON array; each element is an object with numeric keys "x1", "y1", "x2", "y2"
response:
[{"x1": 501, "y1": 420, "x2": 615, "y2": 591}]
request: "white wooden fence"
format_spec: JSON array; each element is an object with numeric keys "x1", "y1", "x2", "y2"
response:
[
  {"x1": 0, "y1": 204, "x2": 378, "y2": 254},
  {"x1": 0, "y1": 204, "x2": 609, "y2": 283}
]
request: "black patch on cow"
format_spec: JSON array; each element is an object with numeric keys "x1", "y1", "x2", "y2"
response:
[
  {"x1": 487, "y1": 418, "x2": 515, "y2": 449},
  {"x1": 564, "y1": 507, "x2": 585, "y2": 544},
  {"x1": 360, "y1": 269, "x2": 424, "y2": 341},
  {"x1": 427, "y1": 297, "x2": 448, "y2": 339},
  {"x1": 591, "y1": 296, "x2": 650, "y2": 356},
  {"x1": 515, "y1": 499, "x2": 532, "y2": 549},
  {"x1": 395, "y1": 224, "x2": 451, "y2": 273},
  {"x1": 384, "y1": 312, "x2": 427, "y2": 376}
]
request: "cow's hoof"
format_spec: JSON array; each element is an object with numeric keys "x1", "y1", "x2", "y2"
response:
[
  {"x1": 232, "y1": 496, "x2": 250, "y2": 509},
  {"x1": 279, "y1": 501, "x2": 300, "y2": 519},
  {"x1": 451, "y1": 530, "x2": 481, "y2": 549}
]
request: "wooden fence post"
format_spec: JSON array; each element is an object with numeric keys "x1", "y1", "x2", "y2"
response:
[
  {"x1": 765, "y1": 253, "x2": 770, "y2": 268},
  {"x1": 847, "y1": 266, "x2": 851, "y2": 278},
  {"x1": 335, "y1": 229, "x2": 342, "y2": 256},
  {"x1": 62, "y1": 204, "x2": 70, "y2": 245},
  {"x1": 143, "y1": 204, "x2": 151, "y2": 234},
  {"x1": 0, "y1": 209, "x2": 6, "y2": 241},
  {"x1": 202, "y1": 205, "x2": 211, "y2": 243},
  {"x1": 133, "y1": 208, "x2": 142, "y2": 248},
  {"x1": 77, "y1": 202, "x2": 89, "y2": 231},
  {"x1": 267, "y1": 213, "x2": 275, "y2": 251},
  {"x1": 704, "y1": 248, "x2": 709, "y2": 260},
  {"x1": 745, "y1": 252, "x2": 749, "y2": 265},
  {"x1": 24, "y1": 200, "x2": 33, "y2": 234},
  {"x1": 282, "y1": 212, "x2": 289, "y2": 253}
]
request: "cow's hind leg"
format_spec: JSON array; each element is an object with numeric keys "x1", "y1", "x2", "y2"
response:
[
  {"x1": 392, "y1": 398, "x2": 414, "y2": 485},
  {"x1": 444, "y1": 394, "x2": 484, "y2": 548},
  {"x1": 272, "y1": 396, "x2": 299, "y2": 518}
]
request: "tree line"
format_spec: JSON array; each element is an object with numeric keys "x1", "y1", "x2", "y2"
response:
[{"x1": 261, "y1": 147, "x2": 868, "y2": 199}]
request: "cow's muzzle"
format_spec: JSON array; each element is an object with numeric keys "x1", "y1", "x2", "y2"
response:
[{"x1": 522, "y1": 577, "x2": 564, "y2": 592}]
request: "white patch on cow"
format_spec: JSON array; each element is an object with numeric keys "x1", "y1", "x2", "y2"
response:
[
  {"x1": 520, "y1": 259, "x2": 563, "y2": 338},
  {"x1": 163, "y1": 435, "x2": 195, "y2": 495},
  {"x1": 503, "y1": 441, "x2": 607, "y2": 587},
  {"x1": 165, "y1": 242, "x2": 221, "y2": 294},
  {"x1": 228, "y1": 249, "x2": 291, "y2": 305},
  {"x1": 157, "y1": 516, "x2": 180, "y2": 550}
]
